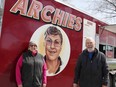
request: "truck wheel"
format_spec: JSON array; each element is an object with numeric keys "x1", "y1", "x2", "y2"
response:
[
  {"x1": 108, "y1": 74, "x2": 112, "y2": 87},
  {"x1": 114, "y1": 74, "x2": 116, "y2": 87},
  {"x1": 109, "y1": 73, "x2": 115, "y2": 87}
]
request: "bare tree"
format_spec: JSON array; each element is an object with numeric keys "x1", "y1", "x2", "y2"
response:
[
  {"x1": 84, "y1": 0, "x2": 116, "y2": 24},
  {"x1": 61, "y1": 0, "x2": 116, "y2": 23},
  {"x1": 91, "y1": 0, "x2": 116, "y2": 18}
]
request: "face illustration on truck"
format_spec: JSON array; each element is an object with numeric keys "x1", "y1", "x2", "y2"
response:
[{"x1": 30, "y1": 24, "x2": 70, "y2": 76}]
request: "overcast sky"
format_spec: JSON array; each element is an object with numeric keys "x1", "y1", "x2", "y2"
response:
[{"x1": 59, "y1": 0, "x2": 115, "y2": 24}]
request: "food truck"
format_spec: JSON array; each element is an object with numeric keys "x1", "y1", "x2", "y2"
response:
[{"x1": 0, "y1": 0, "x2": 116, "y2": 87}]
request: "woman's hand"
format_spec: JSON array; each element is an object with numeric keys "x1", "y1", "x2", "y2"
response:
[
  {"x1": 18, "y1": 84, "x2": 23, "y2": 87},
  {"x1": 42, "y1": 84, "x2": 46, "y2": 87}
]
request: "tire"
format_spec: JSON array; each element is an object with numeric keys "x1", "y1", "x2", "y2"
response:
[
  {"x1": 109, "y1": 73, "x2": 115, "y2": 87},
  {"x1": 108, "y1": 74, "x2": 112, "y2": 87}
]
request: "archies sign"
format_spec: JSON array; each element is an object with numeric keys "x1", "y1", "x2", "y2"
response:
[{"x1": 10, "y1": 0, "x2": 82, "y2": 31}]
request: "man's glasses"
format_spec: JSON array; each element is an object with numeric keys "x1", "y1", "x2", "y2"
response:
[{"x1": 46, "y1": 39, "x2": 61, "y2": 47}]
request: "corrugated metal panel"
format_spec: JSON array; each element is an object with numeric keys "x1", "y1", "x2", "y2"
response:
[{"x1": 101, "y1": 24, "x2": 116, "y2": 33}]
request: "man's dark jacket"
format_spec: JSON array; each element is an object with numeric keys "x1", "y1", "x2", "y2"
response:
[{"x1": 74, "y1": 48, "x2": 109, "y2": 87}]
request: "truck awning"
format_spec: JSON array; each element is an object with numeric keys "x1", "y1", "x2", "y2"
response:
[{"x1": 102, "y1": 24, "x2": 116, "y2": 33}]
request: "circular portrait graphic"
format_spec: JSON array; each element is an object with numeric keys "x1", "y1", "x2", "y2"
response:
[{"x1": 30, "y1": 24, "x2": 70, "y2": 76}]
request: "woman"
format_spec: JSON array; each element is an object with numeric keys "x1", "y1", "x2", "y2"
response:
[
  {"x1": 16, "y1": 41, "x2": 47, "y2": 87},
  {"x1": 44, "y1": 26, "x2": 63, "y2": 76}
]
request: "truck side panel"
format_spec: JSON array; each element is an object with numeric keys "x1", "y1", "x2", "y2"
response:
[{"x1": 0, "y1": 0, "x2": 107, "y2": 87}]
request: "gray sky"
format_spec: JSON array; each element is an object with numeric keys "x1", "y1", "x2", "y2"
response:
[{"x1": 59, "y1": 0, "x2": 116, "y2": 24}]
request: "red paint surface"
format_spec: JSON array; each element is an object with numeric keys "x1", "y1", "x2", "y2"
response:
[{"x1": 0, "y1": 0, "x2": 109, "y2": 87}]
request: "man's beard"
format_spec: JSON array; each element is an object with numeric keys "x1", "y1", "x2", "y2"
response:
[{"x1": 87, "y1": 48, "x2": 94, "y2": 52}]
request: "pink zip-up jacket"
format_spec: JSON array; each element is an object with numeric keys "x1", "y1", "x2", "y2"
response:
[{"x1": 16, "y1": 52, "x2": 47, "y2": 86}]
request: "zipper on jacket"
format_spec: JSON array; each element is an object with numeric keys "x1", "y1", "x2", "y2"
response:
[{"x1": 91, "y1": 60, "x2": 92, "y2": 63}]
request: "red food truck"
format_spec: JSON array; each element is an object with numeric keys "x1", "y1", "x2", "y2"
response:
[{"x1": 0, "y1": 0, "x2": 116, "y2": 87}]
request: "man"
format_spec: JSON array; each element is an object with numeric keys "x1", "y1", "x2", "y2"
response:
[
  {"x1": 16, "y1": 41, "x2": 47, "y2": 87},
  {"x1": 73, "y1": 37, "x2": 109, "y2": 87},
  {"x1": 44, "y1": 26, "x2": 63, "y2": 76}
]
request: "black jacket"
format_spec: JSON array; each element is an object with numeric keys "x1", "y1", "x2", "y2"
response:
[
  {"x1": 74, "y1": 49, "x2": 109, "y2": 87},
  {"x1": 21, "y1": 50, "x2": 44, "y2": 87}
]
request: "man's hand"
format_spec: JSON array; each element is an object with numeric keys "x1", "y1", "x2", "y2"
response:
[
  {"x1": 102, "y1": 85, "x2": 107, "y2": 87},
  {"x1": 73, "y1": 83, "x2": 79, "y2": 87}
]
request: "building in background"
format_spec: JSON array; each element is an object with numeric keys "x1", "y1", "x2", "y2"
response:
[
  {"x1": 0, "y1": 0, "x2": 4, "y2": 36},
  {"x1": 99, "y1": 25, "x2": 116, "y2": 58}
]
